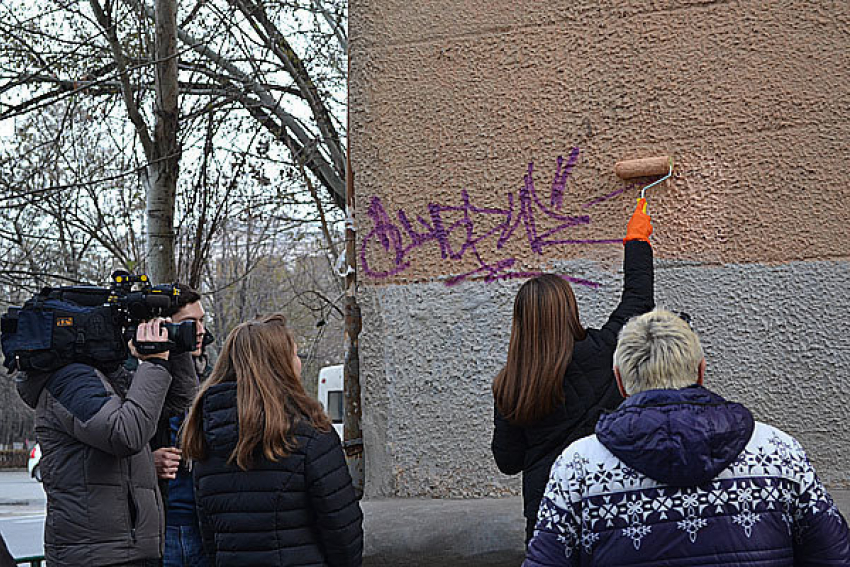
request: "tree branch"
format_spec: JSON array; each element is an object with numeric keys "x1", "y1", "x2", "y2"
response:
[
  {"x1": 120, "y1": 0, "x2": 345, "y2": 209},
  {"x1": 87, "y1": 0, "x2": 155, "y2": 158},
  {"x1": 310, "y1": 0, "x2": 347, "y2": 52},
  {"x1": 231, "y1": 0, "x2": 345, "y2": 175}
]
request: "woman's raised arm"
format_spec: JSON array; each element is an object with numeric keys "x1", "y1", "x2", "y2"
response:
[{"x1": 598, "y1": 199, "x2": 655, "y2": 346}]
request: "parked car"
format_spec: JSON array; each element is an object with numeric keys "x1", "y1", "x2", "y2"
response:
[
  {"x1": 27, "y1": 443, "x2": 41, "y2": 482},
  {"x1": 318, "y1": 365, "x2": 344, "y2": 438}
]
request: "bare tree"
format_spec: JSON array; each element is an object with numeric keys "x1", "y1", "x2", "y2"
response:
[
  {"x1": 0, "y1": 101, "x2": 145, "y2": 295},
  {"x1": 0, "y1": 0, "x2": 348, "y2": 415},
  {"x1": 203, "y1": 222, "x2": 344, "y2": 396},
  {"x1": 0, "y1": 0, "x2": 347, "y2": 210},
  {"x1": 86, "y1": 0, "x2": 180, "y2": 281},
  {"x1": 0, "y1": 369, "x2": 35, "y2": 451}
]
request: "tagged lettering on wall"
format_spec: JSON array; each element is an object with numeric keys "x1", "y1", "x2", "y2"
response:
[{"x1": 360, "y1": 149, "x2": 635, "y2": 287}]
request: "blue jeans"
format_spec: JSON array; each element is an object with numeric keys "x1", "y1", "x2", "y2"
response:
[{"x1": 163, "y1": 524, "x2": 210, "y2": 567}]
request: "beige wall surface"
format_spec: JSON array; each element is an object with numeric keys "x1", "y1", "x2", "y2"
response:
[{"x1": 350, "y1": 0, "x2": 850, "y2": 497}]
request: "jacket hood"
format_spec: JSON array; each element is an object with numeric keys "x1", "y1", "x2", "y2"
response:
[
  {"x1": 201, "y1": 381, "x2": 239, "y2": 453},
  {"x1": 16, "y1": 371, "x2": 51, "y2": 409},
  {"x1": 595, "y1": 385, "x2": 754, "y2": 486}
]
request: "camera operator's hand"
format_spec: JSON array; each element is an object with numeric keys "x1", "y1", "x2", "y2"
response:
[
  {"x1": 129, "y1": 318, "x2": 171, "y2": 361},
  {"x1": 153, "y1": 447, "x2": 181, "y2": 480}
]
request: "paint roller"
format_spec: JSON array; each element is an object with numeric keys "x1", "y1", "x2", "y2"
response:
[{"x1": 614, "y1": 155, "x2": 674, "y2": 211}]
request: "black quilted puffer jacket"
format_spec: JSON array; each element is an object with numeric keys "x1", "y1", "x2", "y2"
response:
[
  {"x1": 193, "y1": 381, "x2": 363, "y2": 567},
  {"x1": 491, "y1": 240, "x2": 654, "y2": 542}
]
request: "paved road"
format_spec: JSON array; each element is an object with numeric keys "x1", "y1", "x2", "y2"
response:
[
  {"x1": 0, "y1": 470, "x2": 45, "y2": 517},
  {"x1": 0, "y1": 514, "x2": 44, "y2": 560},
  {"x1": 0, "y1": 470, "x2": 45, "y2": 560}
]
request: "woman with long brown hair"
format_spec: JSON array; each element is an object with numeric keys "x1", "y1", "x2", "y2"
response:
[
  {"x1": 492, "y1": 199, "x2": 655, "y2": 542},
  {"x1": 181, "y1": 314, "x2": 362, "y2": 567}
]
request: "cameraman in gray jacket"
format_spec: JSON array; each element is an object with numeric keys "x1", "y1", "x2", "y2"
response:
[{"x1": 17, "y1": 320, "x2": 181, "y2": 567}]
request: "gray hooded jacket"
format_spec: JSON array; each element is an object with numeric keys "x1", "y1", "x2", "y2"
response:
[{"x1": 17, "y1": 358, "x2": 184, "y2": 565}]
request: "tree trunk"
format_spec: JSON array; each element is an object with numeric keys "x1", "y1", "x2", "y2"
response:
[{"x1": 147, "y1": 0, "x2": 180, "y2": 282}]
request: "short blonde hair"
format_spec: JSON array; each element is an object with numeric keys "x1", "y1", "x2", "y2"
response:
[{"x1": 614, "y1": 309, "x2": 704, "y2": 395}]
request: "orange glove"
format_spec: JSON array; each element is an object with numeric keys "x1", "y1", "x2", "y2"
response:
[{"x1": 624, "y1": 198, "x2": 652, "y2": 243}]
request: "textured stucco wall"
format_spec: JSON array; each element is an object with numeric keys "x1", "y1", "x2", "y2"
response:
[
  {"x1": 349, "y1": 0, "x2": 850, "y2": 497},
  {"x1": 360, "y1": 260, "x2": 850, "y2": 497}
]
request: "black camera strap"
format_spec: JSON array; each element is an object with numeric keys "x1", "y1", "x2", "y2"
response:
[{"x1": 74, "y1": 329, "x2": 86, "y2": 355}]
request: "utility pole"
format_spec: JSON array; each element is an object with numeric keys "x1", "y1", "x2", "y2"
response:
[{"x1": 343, "y1": 106, "x2": 364, "y2": 498}]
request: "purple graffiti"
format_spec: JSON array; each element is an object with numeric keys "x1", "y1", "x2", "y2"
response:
[
  {"x1": 550, "y1": 148, "x2": 580, "y2": 210},
  {"x1": 582, "y1": 184, "x2": 634, "y2": 209},
  {"x1": 360, "y1": 150, "x2": 630, "y2": 287}
]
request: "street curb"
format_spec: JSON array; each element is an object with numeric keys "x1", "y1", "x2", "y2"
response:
[
  {"x1": 361, "y1": 491, "x2": 850, "y2": 566},
  {"x1": 362, "y1": 497, "x2": 525, "y2": 567}
]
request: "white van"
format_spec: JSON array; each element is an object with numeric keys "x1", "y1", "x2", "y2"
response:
[{"x1": 318, "y1": 364, "x2": 344, "y2": 438}]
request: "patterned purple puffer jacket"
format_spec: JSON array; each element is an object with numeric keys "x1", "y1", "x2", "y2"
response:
[{"x1": 524, "y1": 385, "x2": 850, "y2": 566}]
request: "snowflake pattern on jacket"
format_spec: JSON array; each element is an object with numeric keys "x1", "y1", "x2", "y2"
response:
[{"x1": 525, "y1": 422, "x2": 850, "y2": 566}]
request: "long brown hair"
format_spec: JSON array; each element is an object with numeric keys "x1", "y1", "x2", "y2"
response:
[
  {"x1": 493, "y1": 275, "x2": 586, "y2": 424},
  {"x1": 181, "y1": 313, "x2": 331, "y2": 470}
]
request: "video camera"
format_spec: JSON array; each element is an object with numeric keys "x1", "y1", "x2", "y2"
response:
[{"x1": 0, "y1": 271, "x2": 198, "y2": 373}]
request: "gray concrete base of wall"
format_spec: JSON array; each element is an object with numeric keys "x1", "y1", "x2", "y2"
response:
[
  {"x1": 362, "y1": 492, "x2": 850, "y2": 566},
  {"x1": 362, "y1": 260, "x2": 850, "y2": 499},
  {"x1": 363, "y1": 497, "x2": 525, "y2": 566}
]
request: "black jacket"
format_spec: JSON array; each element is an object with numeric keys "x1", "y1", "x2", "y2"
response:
[
  {"x1": 491, "y1": 240, "x2": 654, "y2": 540},
  {"x1": 16, "y1": 361, "x2": 173, "y2": 565},
  {"x1": 193, "y1": 382, "x2": 363, "y2": 567}
]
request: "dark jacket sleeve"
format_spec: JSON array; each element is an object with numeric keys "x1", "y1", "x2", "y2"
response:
[
  {"x1": 595, "y1": 240, "x2": 654, "y2": 348},
  {"x1": 161, "y1": 351, "x2": 198, "y2": 417},
  {"x1": 523, "y1": 453, "x2": 582, "y2": 567},
  {"x1": 151, "y1": 352, "x2": 198, "y2": 456},
  {"x1": 492, "y1": 406, "x2": 526, "y2": 475},
  {"x1": 793, "y1": 462, "x2": 850, "y2": 564},
  {"x1": 305, "y1": 428, "x2": 364, "y2": 567},
  {"x1": 524, "y1": 530, "x2": 579, "y2": 567},
  {"x1": 49, "y1": 361, "x2": 172, "y2": 457}
]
